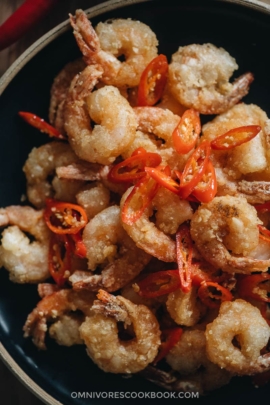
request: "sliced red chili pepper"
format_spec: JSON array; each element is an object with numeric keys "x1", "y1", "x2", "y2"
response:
[
  {"x1": 176, "y1": 224, "x2": 193, "y2": 293},
  {"x1": 237, "y1": 273, "x2": 270, "y2": 302},
  {"x1": 153, "y1": 327, "x2": 183, "y2": 365},
  {"x1": 178, "y1": 141, "x2": 211, "y2": 200},
  {"x1": 48, "y1": 233, "x2": 72, "y2": 287},
  {"x1": 191, "y1": 160, "x2": 217, "y2": 203},
  {"x1": 191, "y1": 262, "x2": 227, "y2": 286},
  {"x1": 44, "y1": 198, "x2": 88, "y2": 234},
  {"x1": 135, "y1": 270, "x2": 180, "y2": 298},
  {"x1": 137, "y1": 54, "x2": 168, "y2": 106},
  {"x1": 69, "y1": 231, "x2": 87, "y2": 258},
  {"x1": 255, "y1": 202, "x2": 270, "y2": 213},
  {"x1": 198, "y1": 281, "x2": 233, "y2": 308},
  {"x1": 144, "y1": 166, "x2": 181, "y2": 194},
  {"x1": 172, "y1": 109, "x2": 201, "y2": 154},
  {"x1": 121, "y1": 174, "x2": 159, "y2": 225},
  {"x1": 108, "y1": 149, "x2": 161, "y2": 183},
  {"x1": 258, "y1": 225, "x2": 270, "y2": 243},
  {"x1": 210, "y1": 125, "x2": 261, "y2": 150},
  {"x1": 18, "y1": 111, "x2": 66, "y2": 140},
  {"x1": 0, "y1": 0, "x2": 59, "y2": 51}
]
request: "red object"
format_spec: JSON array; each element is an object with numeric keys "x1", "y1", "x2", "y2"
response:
[
  {"x1": 191, "y1": 262, "x2": 228, "y2": 286},
  {"x1": 178, "y1": 141, "x2": 211, "y2": 200},
  {"x1": 153, "y1": 327, "x2": 183, "y2": 365},
  {"x1": 44, "y1": 198, "x2": 88, "y2": 235},
  {"x1": 19, "y1": 111, "x2": 66, "y2": 140},
  {"x1": 108, "y1": 148, "x2": 161, "y2": 183},
  {"x1": 258, "y1": 225, "x2": 270, "y2": 243},
  {"x1": 121, "y1": 174, "x2": 159, "y2": 225},
  {"x1": 172, "y1": 109, "x2": 201, "y2": 154},
  {"x1": 255, "y1": 202, "x2": 270, "y2": 212},
  {"x1": 144, "y1": 166, "x2": 181, "y2": 194},
  {"x1": 48, "y1": 233, "x2": 71, "y2": 287},
  {"x1": 176, "y1": 225, "x2": 193, "y2": 293},
  {"x1": 237, "y1": 273, "x2": 270, "y2": 303},
  {"x1": 136, "y1": 270, "x2": 180, "y2": 298},
  {"x1": 198, "y1": 281, "x2": 233, "y2": 308},
  {"x1": 69, "y1": 232, "x2": 87, "y2": 258},
  {"x1": 210, "y1": 125, "x2": 261, "y2": 150},
  {"x1": 137, "y1": 54, "x2": 168, "y2": 106},
  {"x1": 192, "y1": 160, "x2": 217, "y2": 203},
  {"x1": 0, "y1": 0, "x2": 59, "y2": 51}
]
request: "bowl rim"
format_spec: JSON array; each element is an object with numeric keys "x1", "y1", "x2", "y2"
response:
[{"x1": 1, "y1": 0, "x2": 270, "y2": 404}]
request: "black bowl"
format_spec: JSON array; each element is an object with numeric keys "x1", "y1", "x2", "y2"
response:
[{"x1": 1, "y1": 0, "x2": 270, "y2": 404}]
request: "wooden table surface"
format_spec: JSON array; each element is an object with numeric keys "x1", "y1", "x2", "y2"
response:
[{"x1": 1, "y1": 0, "x2": 270, "y2": 404}]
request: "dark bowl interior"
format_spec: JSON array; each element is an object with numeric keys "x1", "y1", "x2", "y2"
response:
[{"x1": 1, "y1": 0, "x2": 270, "y2": 404}]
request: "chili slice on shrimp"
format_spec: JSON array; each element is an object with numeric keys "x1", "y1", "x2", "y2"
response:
[
  {"x1": 44, "y1": 198, "x2": 88, "y2": 234},
  {"x1": 237, "y1": 273, "x2": 270, "y2": 303},
  {"x1": 198, "y1": 281, "x2": 233, "y2": 308},
  {"x1": 192, "y1": 160, "x2": 217, "y2": 203},
  {"x1": 48, "y1": 233, "x2": 72, "y2": 286},
  {"x1": 121, "y1": 174, "x2": 159, "y2": 225},
  {"x1": 177, "y1": 141, "x2": 211, "y2": 199},
  {"x1": 144, "y1": 165, "x2": 181, "y2": 194},
  {"x1": 18, "y1": 111, "x2": 66, "y2": 140},
  {"x1": 108, "y1": 148, "x2": 161, "y2": 183},
  {"x1": 210, "y1": 125, "x2": 261, "y2": 150},
  {"x1": 137, "y1": 54, "x2": 168, "y2": 106},
  {"x1": 172, "y1": 109, "x2": 201, "y2": 154},
  {"x1": 176, "y1": 224, "x2": 193, "y2": 293},
  {"x1": 135, "y1": 270, "x2": 180, "y2": 298},
  {"x1": 153, "y1": 327, "x2": 183, "y2": 365}
]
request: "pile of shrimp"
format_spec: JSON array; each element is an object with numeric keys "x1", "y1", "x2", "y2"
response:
[{"x1": 2, "y1": 8, "x2": 270, "y2": 396}]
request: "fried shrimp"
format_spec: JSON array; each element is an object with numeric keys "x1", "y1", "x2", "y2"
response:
[
  {"x1": 120, "y1": 187, "x2": 193, "y2": 262},
  {"x1": 79, "y1": 289, "x2": 161, "y2": 373},
  {"x1": 23, "y1": 288, "x2": 95, "y2": 349},
  {"x1": 70, "y1": 10, "x2": 158, "y2": 87},
  {"x1": 64, "y1": 66, "x2": 137, "y2": 165},
  {"x1": 166, "y1": 329, "x2": 232, "y2": 393},
  {"x1": 23, "y1": 141, "x2": 82, "y2": 208},
  {"x1": 71, "y1": 205, "x2": 151, "y2": 292},
  {"x1": 205, "y1": 299, "x2": 270, "y2": 374},
  {"x1": 49, "y1": 58, "x2": 86, "y2": 133},
  {"x1": 0, "y1": 206, "x2": 50, "y2": 283},
  {"x1": 168, "y1": 43, "x2": 253, "y2": 114},
  {"x1": 190, "y1": 195, "x2": 270, "y2": 274},
  {"x1": 166, "y1": 287, "x2": 206, "y2": 327},
  {"x1": 129, "y1": 107, "x2": 189, "y2": 171}
]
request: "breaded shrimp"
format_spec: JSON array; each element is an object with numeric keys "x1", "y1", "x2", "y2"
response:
[
  {"x1": 190, "y1": 196, "x2": 270, "y2": 274},
  {"x1": 70, "y1": 10, "x2": 158, "y2": 87},
  {"x1": 0, "y1": 206, "x2": 50, "y2": 283},
  {"x1": 168, "y1": 43, "x2": 253, "y2": 114},
  {"x1": 79, "y1": 290, "x2": 161, "y2": 373}
]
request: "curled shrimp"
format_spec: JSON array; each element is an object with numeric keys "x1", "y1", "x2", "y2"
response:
[
  {"x1": 168, "y1": 43, "x2": 253, "y2": 115},
  {"x1": 23, "y1": 288, "x2": 95, "y2": 350},
  {"x1": 166, "y1": 328, "x2": 232, "y2": 393},
  {"x1": 205, "y1": 299, "x2": 270, "y2": 374},
  {"x1": 120, "y1": 187, "x2": 193, "y2": 262},
  {"x1": 125, "y1": 107, "x2": 190, "y2": 171},
  {"x1": 49, "y1": 58, "x2": 86, "y2": 133},
  {"x1": 64, "y1": 65, "x2": 137, "y2": 165},
  {"x1": 201, "y1": 103, "x2": 270, "y2": 203},
  {"x1": 0, "y1": 206, "x2": 50, "y2": 283},
  {"x1": 70, "y1": 205, "x2": 151, "y2": 292},
  {"x1": 23, "y1": 141, "x2": 84, "y2": 208},
  {"x1": 70, "y1": 10, "x2": 158, "y2": 87},
  {"x1": 190, "y1": 195, "x2": 270, "y2": 274},
  {"x1": 79, "y1": 289, "x2": 161, "y2": 373}
]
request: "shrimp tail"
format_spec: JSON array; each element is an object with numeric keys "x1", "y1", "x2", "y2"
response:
[{"x1": 69, "y1": 10, "x2": 100, "y2": 65}]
